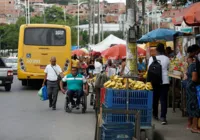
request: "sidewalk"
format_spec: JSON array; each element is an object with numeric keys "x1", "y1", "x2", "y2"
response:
[{"x1": 152, "y1": 108, "x2": 199, "y2": 140}]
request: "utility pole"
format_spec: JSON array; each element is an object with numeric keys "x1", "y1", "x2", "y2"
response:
[
  {"x1": 43, "y1": 6, "x2": 46, "y2": 23},
  {"x1": 142, "y1": 0, "x2": 145, "y2": 34},
  {"x1": 126, "y1": 0, "x2": 138, "y2": 77},
  {"x1": 88, "y1": 0, "x2": 93, "y2": 45},
  {"x1": 101, "y1": 1, "x2": 104, "y2": 41},
  {"x1": 28, "y1": 0, "x2": 30, "y2": 24},
  {"x1": 92, "y1": 0, "x2": 95, "y2": 44},
  {"x1": 25, "y1": 0, "x2": 28, "y2": 24},
  {"x1": 63, "y1": 8, "x2": 66, "y2": 24},
  {"x1": 97, "y1": 0, "x2": 100, "y2": 43},
  {"x1": 77, "y1": 0, "x2": 80, "y2": 48}
]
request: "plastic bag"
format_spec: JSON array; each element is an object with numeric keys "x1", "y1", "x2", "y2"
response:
[
  {"x1": 38, "y1": 86, "x2": 48, "y2": 101},
  {"x1": 38, "y1": 87, "x2": 43, "y2": 97}
]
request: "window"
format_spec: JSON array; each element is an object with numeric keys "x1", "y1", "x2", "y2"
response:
[{"x1": 24, "y1": 28, "x2": 66, "y2": 46}]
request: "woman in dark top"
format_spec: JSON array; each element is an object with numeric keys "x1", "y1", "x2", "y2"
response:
[
  {"x1": 186, "y1": 46, "x2": 200, "y2": 133},
  {"x1": 88, "y1": 59, "x2": 95, "y2": 77}
]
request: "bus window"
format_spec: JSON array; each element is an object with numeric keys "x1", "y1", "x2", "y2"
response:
[{"x1": 24, "y1": 28, "x2": 66, "y2": 46}]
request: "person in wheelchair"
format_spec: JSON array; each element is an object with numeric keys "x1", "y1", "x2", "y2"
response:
[{"x1": 60, "y1": 67, "x2": 88, "y2": 110}]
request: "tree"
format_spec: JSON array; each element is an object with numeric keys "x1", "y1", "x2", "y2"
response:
[{"x1": 0, "y1": 5, "x2": 90, "y2": 49}]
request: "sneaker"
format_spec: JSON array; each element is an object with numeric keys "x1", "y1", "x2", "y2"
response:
[
  {"x1": 49, "y1": 103, "x2": 52, "y2": 108},
  {"x1": 69, "y1": 103, "x2": 76, "y2": 109},
  {"x1": 161, "y1": 118, "x2": 168, "y2": 125},
  {"x1": 49, "y1": 104, "x2": 52, "y2": 108},
  {"x1": 76, "y1": 104, "x2": 80, "y2": 110},
  {"x1": 52, "y1": 107, "x2": 56, "y2": 110}
]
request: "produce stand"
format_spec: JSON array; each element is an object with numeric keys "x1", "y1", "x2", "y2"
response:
[
  {"x1": 168, "y1": 34, "x2": 195, "y2": 116},
  {"x1": 168, "y1": 73, "x2": 186, "y2": 116},
  {"x1": 95, "y1": 75, "x2": 154, "y2": 140}
]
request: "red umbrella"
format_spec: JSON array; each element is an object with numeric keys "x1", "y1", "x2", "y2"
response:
[
  {"x1": 89, "y1": 51, "x2": 101, "y2": 56},
  {"x1": 72, "y1": 49, "x2": 88, "y2": 56},
  {"x1": 183, "y1": 2, "x2": 200, "y2": 26},
  {"x1": 102, "y1": 44, "x2": 146, "y2": 59},
  {"x1": 138, "y1": 47, "x2": 146, "y2": 57},
  {"x1": 101, "y1": 44, "x2": 126, "y2": 60}
]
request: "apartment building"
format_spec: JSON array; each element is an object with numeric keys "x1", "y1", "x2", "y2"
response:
[{"x1": 0, "y1": 0, "x2": 22, "y2": 24}]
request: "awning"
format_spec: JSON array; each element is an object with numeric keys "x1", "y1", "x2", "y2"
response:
[
  {"x1": 172, "y1": 9, "x2": 188, "y2": 26},
  {"x1": 183, "y1": 2, "x2": 200, "y2": 26}
]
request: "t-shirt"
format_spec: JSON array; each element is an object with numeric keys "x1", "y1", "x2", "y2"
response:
[
  {"x1": 44, "y1": 64, "x2": 62, "y2": 81},
  {"x1": 72, "y1": 59, "x2": 79, "y2": 68},
  {"x1": 94, "y1": 61, "x2": 103, "y2": 74},
  {"x1": 62, "y1": 74, "x2": 86, "y2": 91},
  {"x1": 138, "y1": 62, "x2": 146, "y2": 71},
  {"x1": 148, "y1": 55, "x2": 170, "y2": 84}
]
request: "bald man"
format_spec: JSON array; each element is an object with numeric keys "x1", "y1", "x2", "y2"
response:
[{"x1": 42, "y1": 57, "x2": 62, "y2": 110}]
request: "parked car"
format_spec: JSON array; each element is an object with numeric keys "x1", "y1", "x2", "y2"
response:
[
  {"x1": 0, "y1": 57, "x2": 13, "y2": 91},
  {"x1": 3, "y1": 57, "x2": 17, "y2": 74}
]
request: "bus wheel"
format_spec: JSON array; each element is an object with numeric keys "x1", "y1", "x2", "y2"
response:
[{"x1": 22, "y1": 80, "x2": 27, "y2": 86}]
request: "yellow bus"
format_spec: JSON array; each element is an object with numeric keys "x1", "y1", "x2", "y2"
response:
[{"x1": 17, "y1": 24, "x2": 71, "y2": 86}]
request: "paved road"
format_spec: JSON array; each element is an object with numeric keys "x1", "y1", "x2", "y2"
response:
[{"x1": 0, "y1": 76, "x2": 95, "y2": 140}]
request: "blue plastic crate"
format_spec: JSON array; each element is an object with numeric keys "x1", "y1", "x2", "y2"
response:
[
  {"x1": 105, "y1": 89, "x2": 153, "y2": 109},
  {"x1": 102, "y1": 108, "x2": 152, "y2": 127},
  {"x1": 101, "y1": 123, "x2": 134, "y2": 140}
]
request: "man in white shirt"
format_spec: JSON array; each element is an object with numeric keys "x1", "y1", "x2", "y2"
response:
[
  {"x1": 94, "y1": 58, "x2": 103, "y2": 75},
  {"x1": 42, "y1": 57, "x2": 62, "y2": 110},
  {"x1": 148, "y1": 43, "x2": 170, "y2": 125}
]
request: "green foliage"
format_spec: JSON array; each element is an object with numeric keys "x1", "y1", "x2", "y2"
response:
[{"x1": 0, "y1": 5, "x2": 89, "y2": 49}]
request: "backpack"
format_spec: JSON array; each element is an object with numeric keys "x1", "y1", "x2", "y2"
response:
[
  {"x1": 95, "y1": 73, "x2": 109, "y2": 88},
  {"x1": 147, "y1": 56, "x2": 162, "y2": 86}
]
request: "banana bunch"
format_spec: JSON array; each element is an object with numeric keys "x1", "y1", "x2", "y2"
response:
[
  {"x1": 145, "y1": 82, "x2": 153, "y2": 90},
  {"x1": 104, "y1": 75, "x2": 124, "y2": 89},
  {"x1": 143, "y1": 71, "x2": 148, "y2": 79},
  {"x1": 131, "y1": 81, "x2": 146, "y2": 90},
  {"x1": 104, "y1": 75, "x2": 153, "y2": 91}
]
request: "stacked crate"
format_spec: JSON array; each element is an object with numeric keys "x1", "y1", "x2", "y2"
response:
[{"x1": 101, "y1": 88, "x2": 153, "y2": 140}]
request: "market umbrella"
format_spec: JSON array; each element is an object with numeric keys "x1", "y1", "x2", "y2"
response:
[
  {"x1": 71, "y1": 46, "x2": 78, "y2": 51},
  {"x1": 72, "y1": 49, "x2": 88, "y2": 56},
  {"x1": 137, "y1": 28, "x2": 180, "y2": 43},
  {"x1": 80, "y1": 48, "x2": 89, "y2": 54},
  {"x1": 90, "y1": 51, "x2": 101, "y2": 56},
  {"x1": 101, "y1": 44, "x2": 126, "y2": 60},
  {"x1": 183, "y1": 2, "x2": 200, "y2": 26},
  {"x1": 137, "y1": 47, "x2": 146, "y2": 57},
  {"x1": 101, "y1": 44, "x2": 146, "y2": 59}
]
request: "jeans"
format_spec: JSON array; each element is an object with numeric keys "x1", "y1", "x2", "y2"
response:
[
  {"x1": 47, "y1": 81, "x2": 59, "y2": 108},
  {"x1": 67, "y1": 90, "x2": 84, "y2": 105},
  {"x1": 153, "y1": 84, "x2": 169, "y2": 119}
]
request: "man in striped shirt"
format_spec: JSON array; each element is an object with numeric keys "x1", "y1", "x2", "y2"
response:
[{"x1": 60, "y1": 67, "x2": 87, "y2": 109}]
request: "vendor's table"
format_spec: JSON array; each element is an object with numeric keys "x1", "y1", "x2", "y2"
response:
[{"x1": 168, "y1": 74, "x2": 186, "y2": 117}]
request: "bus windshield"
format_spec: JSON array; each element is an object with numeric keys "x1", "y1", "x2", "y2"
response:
[{"x1": 24, "y1": 28, "x2": 66, "y2": 46}]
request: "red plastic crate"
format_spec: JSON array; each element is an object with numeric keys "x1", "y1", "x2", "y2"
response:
[{"x1": 100, "y1": 88, "x2": 106, "y2": 106}]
